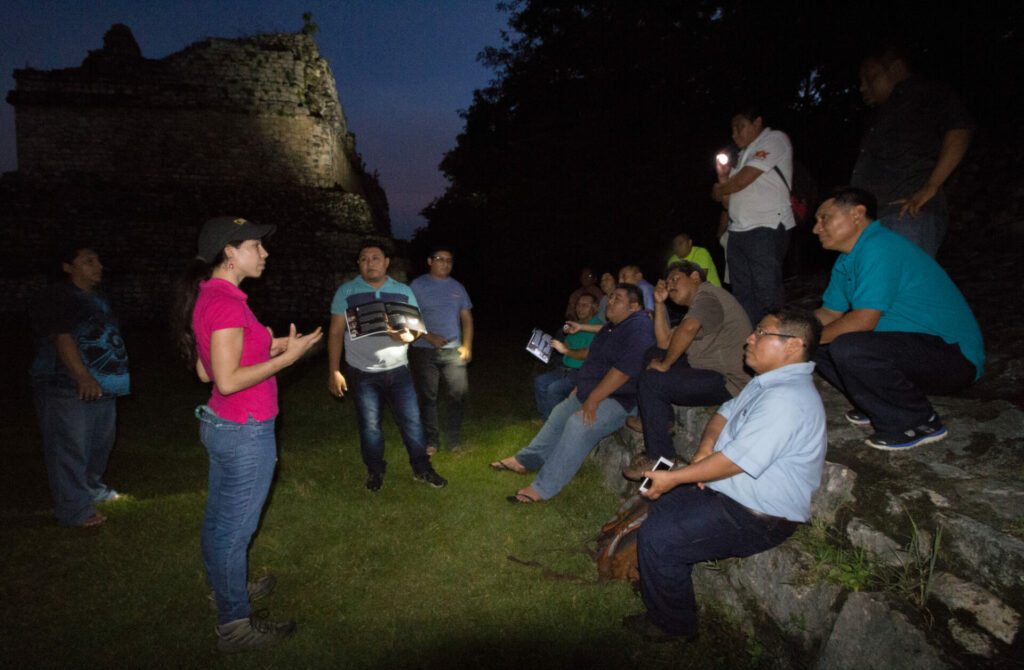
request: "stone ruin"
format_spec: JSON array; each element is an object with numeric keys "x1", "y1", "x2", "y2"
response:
[{"x1": 3, "y1": 24, "x2": 394, "y2": 326}]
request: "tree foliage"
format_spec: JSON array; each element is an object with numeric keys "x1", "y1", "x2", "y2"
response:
[{"x1": 418, "y1": 0, "x2": 1022, "y2": 325}]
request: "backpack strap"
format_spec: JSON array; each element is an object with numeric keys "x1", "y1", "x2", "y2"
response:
[{"x1": 773, "y1": 165, "x2": 792, "y2": 192}]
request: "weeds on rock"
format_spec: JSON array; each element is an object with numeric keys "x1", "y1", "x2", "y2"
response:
[{"x1": 796, "y1": 518, "x2": 876, "y2": 592}]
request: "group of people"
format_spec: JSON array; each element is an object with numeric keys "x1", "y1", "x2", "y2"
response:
[{"x1": 28, "y1": 45, "x2": 983, "y2": 651}]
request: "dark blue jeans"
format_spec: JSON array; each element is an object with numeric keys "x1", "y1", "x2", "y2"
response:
[
  {"x1": 32, "y1": 384, "x2": 118, "y2": 525},
  {"x1": 727, "y1": 223, "x2": 789, "y2": 326},
  {"x1": 197, "y1": 406, "x2": 277, "y2": 624},
  {"x1": 813, "y1": 331, "x2": 975, "y2": 433},
  {"x1": 638, "y1": 350, "x2": 731, "y2": 461},
  {"x1": 533, "y1": 366, "x2": 579, "y2": 420},
  {"x1": 879, "y1": 210, "x2": 946, "y2": 258},
  {"x1": 408, "y1": 346, "x2": 468, "y2": 449},
  {"x1": 348, "y1": 365, "x2": 430, "y2": 475},
  {"x1": 638, "y1": 485, "x2": 797, "y2": 636}
]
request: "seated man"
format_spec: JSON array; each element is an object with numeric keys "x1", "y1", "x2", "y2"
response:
[
  {"x1": 666, "y1": 233, "x2": 721, "y2": 287},
  {"x1": 618, "y1": 264, "x2": 654, "y2": 313},
  {"x1": 624, "y1": 307, "x2": 826, "y2": 642},
  {"x1": 624, "y1": 261, "x2": 751, "y2": 480},
  {"x1": 564, "y1": 266, "x2": 604, "y2": 321},
  {"x1": 491, "y1": 284, "x2": 655, "y2": 502},
  {"x1": 812, "y1": 187, "x2": 984, "y2": 449},
  {"x1": 534, "y1": 293, "x2": 601, "y2": 420}
]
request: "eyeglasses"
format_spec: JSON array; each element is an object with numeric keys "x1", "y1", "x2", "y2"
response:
[
  {"x1": 753, "y1": 329, "x2": 798, "y2": 339},
  {"x1": 431, "y1": 256, "x2": 454, "y2": 263}
]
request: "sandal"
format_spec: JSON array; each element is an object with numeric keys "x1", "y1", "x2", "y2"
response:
[
  {"x1": 506, "y1": 491, "x2": 539, "y2": 504},
  {"x1": 80, "y1": 511, "x2": 107, "y2": 528},
  {"x1": 489, "y1": 459, "x2": 523, "y2": 473}
]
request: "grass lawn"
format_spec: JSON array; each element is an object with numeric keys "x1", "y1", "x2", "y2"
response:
[{"x1": 1, "y1": 328, "x2": 763, "y2": 668}]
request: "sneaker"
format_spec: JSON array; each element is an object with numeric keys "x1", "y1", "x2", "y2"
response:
[
  {"x1": 215, "y1": 611, "x2": 296, "y2": 653},
  {"x1": 208, "y1": 574, "x2": 277, "y2": 612},
  {"x1": 413, "y1": 469, "x2": 447, "y2": 488},
  {"x1": 865, "y1": 415, "x2": 947, "y2": 450},
  {"x1": 622, "y1": 455, "x2": 656, "y2": 482},
  {"x1": 844, "y1": 409, "x2": 872, "y2": 427},
  {"x1": 366, "y1": 472, "x2": 384, "y2": 492}
]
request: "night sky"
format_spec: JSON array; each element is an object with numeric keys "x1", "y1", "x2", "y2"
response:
[{"x1": 0, "y1": 0, "x2": 511, "y2": 239}]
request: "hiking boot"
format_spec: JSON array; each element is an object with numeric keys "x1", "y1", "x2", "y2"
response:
[
  {"x1": 208, "y1": 574, "x2": 277, "y2": 612},
  {"x1": 413, "y1": 469, "x2": 447, "y2": 488},
  {"x1": 215, "y1": 611, "x2": 296, "y2": 653},
  {"x1": 366, "y1": 472, "x2": 384, "y2": 492},
  {"x1": 622, "y1": 455, "x2": 658, "y2": 482},
  {"x1": 844, "y1": 409, "x2": 872, "y2": 427},
  {"x1": 865, "y1": 414, "x2": 947, "y2": 451}
]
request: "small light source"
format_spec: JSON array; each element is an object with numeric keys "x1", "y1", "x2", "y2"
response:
[{"x1": 716, "y1": 152, "x2": 729, "y2": 166}]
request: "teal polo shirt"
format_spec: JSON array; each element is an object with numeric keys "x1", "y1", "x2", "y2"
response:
[{"x1": 822, "y1": 221, "x2": 984, "y2": 379}]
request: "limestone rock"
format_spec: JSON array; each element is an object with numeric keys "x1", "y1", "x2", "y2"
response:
[
  {"x1": 930, "y1": 571, "x2": 1020, "y2": 645},
  {"x1": 816, "y1": 592, "x2": 948, "y2": 670}
]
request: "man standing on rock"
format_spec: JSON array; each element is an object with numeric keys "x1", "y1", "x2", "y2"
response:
[
  {"x1": 811, "y1": 187, "x2": 984, "y2": 450},
  {"x1": 327, "y1": 242, "x2": 447, "y2": 491},
  {"x1": 624, "y1": 307, "x2": 826, "y2": 642},
  {"x1": 409, "y1": 245, "x2": 473, "y2": 454}
]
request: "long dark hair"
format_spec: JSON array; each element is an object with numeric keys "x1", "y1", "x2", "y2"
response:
[{"x1": 171, "y1": 242, "x2": 241, "y2": 369}]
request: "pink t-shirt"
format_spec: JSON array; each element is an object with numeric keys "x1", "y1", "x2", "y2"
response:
[{"x1": 193, "y1": 278, "x2": 278, "y2": 422}]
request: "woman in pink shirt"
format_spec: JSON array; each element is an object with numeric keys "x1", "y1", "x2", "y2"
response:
[{"x1": 172, "y1": 216, "x2": 321, "y2": 653}]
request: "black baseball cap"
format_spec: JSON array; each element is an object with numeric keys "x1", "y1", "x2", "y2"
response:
[{"x1": 197, "y1": 216, "x2": 277, "y2": 262}]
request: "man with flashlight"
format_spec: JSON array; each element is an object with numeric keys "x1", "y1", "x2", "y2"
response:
[{"x1": 711, "y1": 107, "x2": 795, "y2": 327}]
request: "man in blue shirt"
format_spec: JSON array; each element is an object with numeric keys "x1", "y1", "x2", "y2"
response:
[
  {"x1": 811, "y1": 187, "x2": 983, "y2": 450},
  {"x1": 490, "y1": 284, "x2": 655, "y2": 502},
  {"x1": 409, "y1": 246, "x2": 474, "y2": 454},
  {"x1": 327, "y1": 242, "x2": 446, "y2": 491},
  {"x1": 624, "y1": 307, "x2": 826, "y2": 642}
]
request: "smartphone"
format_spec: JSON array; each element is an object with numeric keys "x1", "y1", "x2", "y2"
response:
[{"x1": 639, "y1": 456, "x2": 675, "y2": 493}]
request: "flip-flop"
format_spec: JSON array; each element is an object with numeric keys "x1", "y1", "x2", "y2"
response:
[
  {"x1": 489, "y1": 460, "x2": 517, "y2": 472},
  {"x1": 80, "y1": 511, "x2": 107, "y2": 527},
  {"x1": 506, "y1": 491, "x2": 539, "y2": 504}
]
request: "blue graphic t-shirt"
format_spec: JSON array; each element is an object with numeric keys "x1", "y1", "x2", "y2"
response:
[{"x1": 30, "y1": 283, "x2": 131, "y2": 396}]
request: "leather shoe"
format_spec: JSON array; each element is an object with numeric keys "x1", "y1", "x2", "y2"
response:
[{"x1": 621, "y1": 613, "x2": 695, "y2": 643}]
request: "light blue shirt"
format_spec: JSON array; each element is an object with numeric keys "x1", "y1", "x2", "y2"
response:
[
  {"x1": 330, "y1": 276, "x2": 418, "y2": 372},
  {"x1": 707, "y1": 362, "x2": 827, "y2": 522},
  {"x1": 822, "y1": 221, "x2": 984, "y2": 379}
]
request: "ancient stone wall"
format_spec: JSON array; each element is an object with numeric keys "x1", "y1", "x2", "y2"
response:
[
  {"x1": 3, "y1": 25, "x2": 395, "y2": 325},
  {"x1": 9, "y1": 27, "x2": 363, "y2": 193}
]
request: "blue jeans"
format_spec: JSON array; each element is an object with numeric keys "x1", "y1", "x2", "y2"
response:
[
  {"x1": 514, "y1": 394, "x2": 629, "y2": 499},
  {"x1": 813, "y1": 331, "x2": 975, "y2": 433},
  {"x1": 638, "y1": 485, "x2": 797, "y2": 636},
  {"x1": 727, "y1": 224, "x2": 789, "y2": 326},
  {"x1": 533, "y1": 367, "x2": 579, "y2": 420},
  {"x1": 879, "y1": 210, "x2": 945, "y2": 258},
  {"x1": 197, "y1": 406, "x2": 277, "y2": 624},
  {"x1": 408, "y1": 347, "x2": 468, "y2": 449},
  {"x1": 32, "y1": 384, "x2": 117, "y2": 525},
  {"x1": 348, "y1": 365, "x2": 430, "y2": 475},
  {"x1": 637, "y1": 351, "x2": 731, "y2": 461}
]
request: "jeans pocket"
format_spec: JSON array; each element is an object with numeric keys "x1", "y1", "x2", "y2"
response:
[{"x1": 196, "y1": 405, "x2": 243, "y2": 460}]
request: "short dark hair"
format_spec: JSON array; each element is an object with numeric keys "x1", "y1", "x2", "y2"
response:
[
  {"x1": 358, "y1": 239, "x2": 391, "y2": 258},
  {"x1": 824, "y1": 186, "x2": 878, "y2": 221},
  {"x1": 767, "y1": 306, "x2": 822, "y2": 361},
  {"x1": 55, "y1": 241, "x2": 96, "y2": 267},
  {"x1": 427, "y1": 244, "x2": 454, "y2": 258},
  {"x1": 666, "y1": 260, "x2": 706, "y2": 282},
  {"x1": 733, "y1": 105, "x2": 763, "y2": 124},
  {"x1": 616, "y1": 282, "x2": 644, "y2": 309}
]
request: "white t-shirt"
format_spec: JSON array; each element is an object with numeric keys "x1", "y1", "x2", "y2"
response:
[{"x1": 727, "y1": 127, "x2": 795, "y2": 232}]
